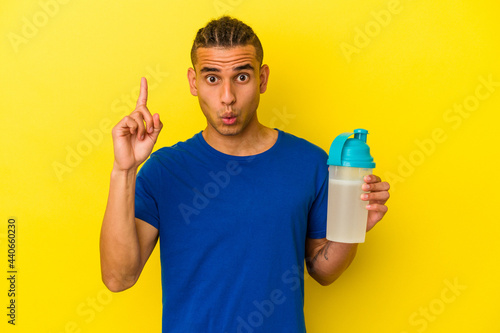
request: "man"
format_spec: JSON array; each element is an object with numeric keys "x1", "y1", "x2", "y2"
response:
[{"x1": 100, "y1": 16, "x2": 390, "y2": 332}]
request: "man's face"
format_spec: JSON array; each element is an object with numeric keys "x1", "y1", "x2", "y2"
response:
[{"x1": 188, "y1": 45, "x2": 269, "y2": 137}]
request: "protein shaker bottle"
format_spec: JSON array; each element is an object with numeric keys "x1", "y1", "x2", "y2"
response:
[{"x1": 326, "y1": 129, "x2": 376, "y2": 243}]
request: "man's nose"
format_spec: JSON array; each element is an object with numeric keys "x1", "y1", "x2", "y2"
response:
[{"x1": 221, "y1": 80, "x2": 236, "y2": 106}]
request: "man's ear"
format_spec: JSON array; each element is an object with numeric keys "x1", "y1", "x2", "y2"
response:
[
  {"x1": 187, "y1": 67, "x2": 198, "y2": 96},
  {"x1": 259, "y1": 64, "x2": 270, "y2": 94}
]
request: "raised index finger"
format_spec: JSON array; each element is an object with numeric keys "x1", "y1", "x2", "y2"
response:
[{"x1": 136, "y1": 77, "x2": 148, "y2": 108}]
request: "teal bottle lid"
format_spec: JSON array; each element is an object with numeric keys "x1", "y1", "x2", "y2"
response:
[{"x1": 327, "y1": 128, "x2": 376, "y2": 168}]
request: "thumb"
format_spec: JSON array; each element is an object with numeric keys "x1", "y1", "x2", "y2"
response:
[{"x1": 149, "y1": 113, "x2": 163, "y2": 141}]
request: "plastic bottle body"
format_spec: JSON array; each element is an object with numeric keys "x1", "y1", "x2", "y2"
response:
[{"x1": 326, "y1": 165, "x2": 373, "y2": 243}]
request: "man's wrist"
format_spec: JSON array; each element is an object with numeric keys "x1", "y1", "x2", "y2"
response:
[{"x1": 111, "y1": 164, "x2": 138, "y2": 180}]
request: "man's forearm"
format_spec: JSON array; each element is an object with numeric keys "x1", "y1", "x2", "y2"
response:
[
  {"x1": 306, "y1": 240, "x2": 358, "y2": 286},
  {"x1": 100, "y1": 166, "x2": 141, "y2": 292}
]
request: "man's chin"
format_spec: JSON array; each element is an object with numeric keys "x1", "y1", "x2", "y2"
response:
[
  {"x1": 206, "y1": 120, "x2": 250, "y2": 137},
  {"x1": 215, "y1": 126, "x2": 242, "y2": 136}
]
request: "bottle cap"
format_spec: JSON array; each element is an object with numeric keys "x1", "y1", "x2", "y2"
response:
[{"x1": 327, "y1": 128, "x2": 376, "y2": 168}]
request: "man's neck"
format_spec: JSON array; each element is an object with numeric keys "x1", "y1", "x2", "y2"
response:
[{"x1": 202, "y1": 123, "x2": 278, "y2": 157}]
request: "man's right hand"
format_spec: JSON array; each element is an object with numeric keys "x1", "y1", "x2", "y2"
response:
[
  {"x1": 111, "y1": 77, "x2": 163, "y2": 171},
  {"x1": 102, "y1": 77, "x2": 161, "y2": 292}
]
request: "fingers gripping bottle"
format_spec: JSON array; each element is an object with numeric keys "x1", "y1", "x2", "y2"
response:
[{"x1": 326, "y1": 129, "x2": 376, "y2": 243}]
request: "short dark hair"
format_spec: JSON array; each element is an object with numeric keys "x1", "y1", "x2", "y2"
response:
[{"x1": 190, "y1": 16, "x2": 263, "y2": 67}]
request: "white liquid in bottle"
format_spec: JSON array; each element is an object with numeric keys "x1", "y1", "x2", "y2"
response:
[{"x1": 326, "y1": 179, "x2": 368, "y2": 243}]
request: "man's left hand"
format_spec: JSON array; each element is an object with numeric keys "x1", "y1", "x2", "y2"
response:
[{"x1": 361, "y1": 174, "x2": 390, "y2": 231}]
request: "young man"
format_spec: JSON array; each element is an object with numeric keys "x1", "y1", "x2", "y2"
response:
[{"x1": 100, "y1": 16, "x2": 390, "y2": 332}]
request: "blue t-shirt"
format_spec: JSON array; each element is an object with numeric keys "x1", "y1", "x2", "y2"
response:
[{"x1": 135, "y1": 130, "x2": 328, "y2": 332}]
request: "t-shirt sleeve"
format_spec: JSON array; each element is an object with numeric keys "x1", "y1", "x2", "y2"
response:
[
  {"x1": 135, "y1": 157, "x2": 160, "y2": 229},
  {"x1": 306, "y1": 167, "x2": 328, "y2": 239}
]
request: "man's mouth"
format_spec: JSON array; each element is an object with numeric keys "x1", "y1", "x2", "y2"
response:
[
  {"x1": 221, "y1": 112, "x2": 237, "y2": 125},
  {"x1": 222, "y1": 116, "x2": 237, "y2": 125}
]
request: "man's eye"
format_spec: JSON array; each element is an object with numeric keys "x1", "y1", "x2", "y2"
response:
[
  {"x1": 237, "y1": 74, "x2": 249, "y2": 82},
  {"x1": 207, "y1": 76, "x2": 218, "y2": 83}
]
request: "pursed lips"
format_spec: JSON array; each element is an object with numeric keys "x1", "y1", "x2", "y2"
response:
[{"x1": 221, "y1": 112, "x2": 237, "y2": 125}]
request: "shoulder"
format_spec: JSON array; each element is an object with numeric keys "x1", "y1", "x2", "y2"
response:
[
  {"x1": 278, "y1": 130, "x2": 328, "y2": 162},
  {"x1": 139, "y1": 132, "x2": 202, "y2": 174},
  {"x1": 150, "y1": 132, "x2": 202, "y2": 161}
]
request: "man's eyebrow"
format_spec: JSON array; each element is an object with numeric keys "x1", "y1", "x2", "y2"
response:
[
  {"x1": 234, "y1": 64, "x2": 254, "y2": 71},
  {"x1": 200, "y1": 67, "x2": 220, "y2": 73}
]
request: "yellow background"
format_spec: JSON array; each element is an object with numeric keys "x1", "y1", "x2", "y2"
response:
[{"x1": 1, "y1": 0, "x2": 499, "y2": 332}]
